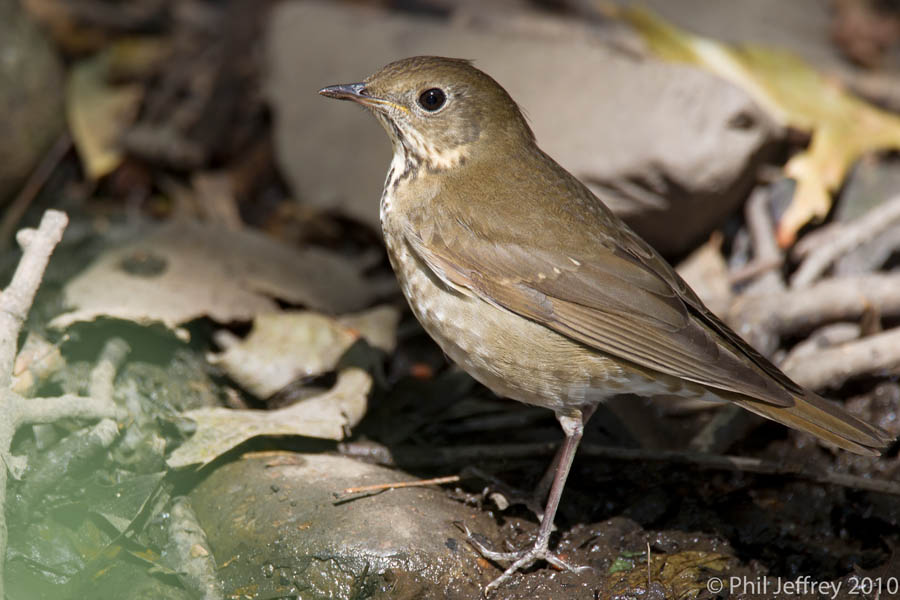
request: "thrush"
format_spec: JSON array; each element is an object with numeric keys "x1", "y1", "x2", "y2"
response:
[{"x1": 319, "y1": 56, "x2": 892, "y2": 592}]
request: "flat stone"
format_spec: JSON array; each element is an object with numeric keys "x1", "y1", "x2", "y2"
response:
[
  {"x1": 188, "y1": 453, "x2": 496, "y2": 598},
  {"x1": 266, "y1": 1, "x2": 779, "y2": 255}
]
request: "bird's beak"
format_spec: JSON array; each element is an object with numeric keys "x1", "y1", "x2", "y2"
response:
[
  {"x1": 318, "y1": 82, "x2": 368, "y2": 102},
  {"x1": 318, "y1": 82, "x2": 399, "y2": 113}
]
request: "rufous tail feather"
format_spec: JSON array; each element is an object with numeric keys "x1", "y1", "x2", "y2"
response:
[{"x1": 730, "y1": 392, "x2": 892, "y2": 456}]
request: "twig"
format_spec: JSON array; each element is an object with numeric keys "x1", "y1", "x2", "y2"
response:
[
  {"x1": 388, "y1": 443, "x2": 900, "y2": 495},
  {"x1": 0, "y1": 211, "x2": 130, "y2": 599},
  {"x1": 835, "y1": 225, "x2": 900, "y2": 277},
  {"x1": 0, "y1": 211, "x2": 68, "y2": 384},
  {"x1": 89, "y1": 338, "x2": 131, "y2": 403},
  {"x1": 0, "y1": 210, "x2": 68, "y2": 598},
  {"x1": 13, "y1": 394, "x2": 123, "y2": 427},
  {"x1": 781, "y1": 326, "x2": 900, "y2": 390},
  {"x1": 167, "y1": 497, "x2": 224, "y2": 600},
  {"x1": 791, "y1": 195, "x2": 900, "y2": 288},
  {"x1": 791, "y1": 222, "x2": 840, "y2": 260},
  {"x1": 779, "y1": 323, "x2": 861, "y2": 369},
  {"x1": 728, "y1": 256, "x2": 783, "y2": 286},
  {"x1": 730, "y1": 273, "x2": 900, "y2": 341},
  {"x1": 737, "y1": 188, "x2": 784, "y2": 290},
  {"x1": 577, "y1": 445, "x2": 900, "y2": 496},
  {"x1": 336, "y1": 475, "x2": 461, "y2": 500}
]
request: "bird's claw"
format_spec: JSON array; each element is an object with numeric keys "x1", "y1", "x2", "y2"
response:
[{"x1": 458, "y1": 521, "x2": 590, "y2": 595}]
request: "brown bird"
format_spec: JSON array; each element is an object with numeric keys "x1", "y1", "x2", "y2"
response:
[{"x1": 319, "y1": 56, "x2": 892, "y2": 592}]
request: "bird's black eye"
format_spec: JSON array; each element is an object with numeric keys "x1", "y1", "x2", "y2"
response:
[{"x1": 418, "y1": 88, "x2": 446, "y2": 111}]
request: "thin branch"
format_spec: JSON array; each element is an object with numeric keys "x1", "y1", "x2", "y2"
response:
[
  {"x1": 738, "y1": 187, "x2": 784, "y2": 291},
  {"x1": 730, "y1": 273, "x2": 900, "y2": 340},
  {"x1": 576, "y1": 445, "x2": 900, "y2": 496},
  {"x1": 0, "y1": 210, "x2": 68, "y2": 385},
  {"x1": 335, "y1": 475, "x2": 461, "y2": 501},
  {"x1": 387, "y1": 443, "x2": 900, "y2": 496},
  {"x1": 13, "y1": 394, "x2": 124, "y2": 427},
  {"x1": 728, "y1": 256, "x2": 782, "y2": 286},
  {"x1": 167, "y1": 497, "x2": 224, "y2": 600},
  {"x1": 791, "y1": 195, "x2": 900, "y2": 288},
  {"x1": 89, "y1": 338, "x2": 131, "y2": 403},
  {"x1": 835, "y1": 225, "x2": 900, "y2": 276},
  {"x1": 0, "y1": 210, "x2": 70, "y2": 599},
  {"x1": 781, "y1": 327, "x2": 900, "y2": 391}
]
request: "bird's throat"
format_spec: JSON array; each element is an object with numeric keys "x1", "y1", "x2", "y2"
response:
[
  {"x1": 376, "y1": 112, "x2": 468, "y2": 190},
  {"x1": 377, "y1": 114, "x2": 419, "y2": 193}
]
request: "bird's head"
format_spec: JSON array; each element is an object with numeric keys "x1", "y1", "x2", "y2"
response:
[{"x1": 319, "y1": 56, "x2": 534, "y2": 172}]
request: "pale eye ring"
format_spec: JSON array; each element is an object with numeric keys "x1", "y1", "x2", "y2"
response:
[{"x1": 417, "y1": 88, "x2": 446, "y2": 111}]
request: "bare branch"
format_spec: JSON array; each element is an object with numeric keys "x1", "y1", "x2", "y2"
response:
[
  {"x1": 384, "y1": 443, "x2": 900, "y2": 496},
  {"x1": 89, "y1": 338, "x2": 131, "y2": 403},
  {"x1": 738, "y1": 187, "x2": 784, "y2": 292},
  {"x1": 13, "y1": 394, "x2": 124, "y2": 427},
  {"x1": 791, "y1": 195, "x2": 900, "y2": 288},
  {"x1": 730, "y1": 273, "x2": 900, "y2": 340},
  {"x1": 781, "y1": 327, "x2": 900, "y2": 391},
  {"x1": 0, "y1": 211, "x2": 68, "y2": 386}
]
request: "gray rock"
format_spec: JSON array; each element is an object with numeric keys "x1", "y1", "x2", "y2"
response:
[
  {"x1": 265, "y1": 1, "x2": 780, "y2": 255},
  {"x1": 0, "y1": 0, "x2": 64, "y2": 203},
  {"x1": 188, "y1": 453, "x2": 496, "y2": 599}
]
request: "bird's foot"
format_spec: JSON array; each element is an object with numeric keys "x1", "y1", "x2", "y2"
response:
[{"x1": 458, "y1": 522, "x2": 590, "y2": 595}]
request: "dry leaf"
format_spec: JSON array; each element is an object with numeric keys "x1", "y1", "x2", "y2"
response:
[
  {"x1": 66, "y1": 49, "x2": 143, "y2": 180},
  {"x1": 211, "y1": 306, "x2": 399, "y2": 398},
  {"x1": 623, "y1": 7, "x2": 900, "y2": 246},
  {"x1": 51, "y1": 220, "x2": 381, "y2": 330},
  {"x1": 166, "y1": 368, "x2": 371, "y2": 468}
]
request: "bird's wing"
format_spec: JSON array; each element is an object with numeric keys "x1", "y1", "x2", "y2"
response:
[{"x1": 400, "y1": 189, "x2": 801, "y2": 407}]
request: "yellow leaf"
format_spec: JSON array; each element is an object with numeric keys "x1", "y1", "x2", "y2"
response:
[
  {"x1": 622, "y1": 7, "x2": 900, "y2": 246},
  {"x1": 66, "y1": 50, "x2": 143, "y2": 180}
]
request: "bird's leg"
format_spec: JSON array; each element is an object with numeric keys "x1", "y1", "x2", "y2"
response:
[
  {"x1": 532, "y1": 404, "x2": 598, "y2": 512},
  {"x1": 465, "y1": 409, "x2": 593, "y2": 594}
]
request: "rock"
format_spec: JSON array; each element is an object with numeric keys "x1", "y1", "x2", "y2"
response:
[
  {"x1": 0, "y1": 0, "x2": 65, "y2": 203},
  {"x1": 188, "y1": 453, "x2": 496, "y2": 599},
  {"x1": 265, "y1": 1, "x2": 779, "y2": 255}
]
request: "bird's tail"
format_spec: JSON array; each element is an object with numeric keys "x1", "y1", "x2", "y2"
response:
[{"x1": 731, "y1": 391, "x2": 893, "y2": 456}]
